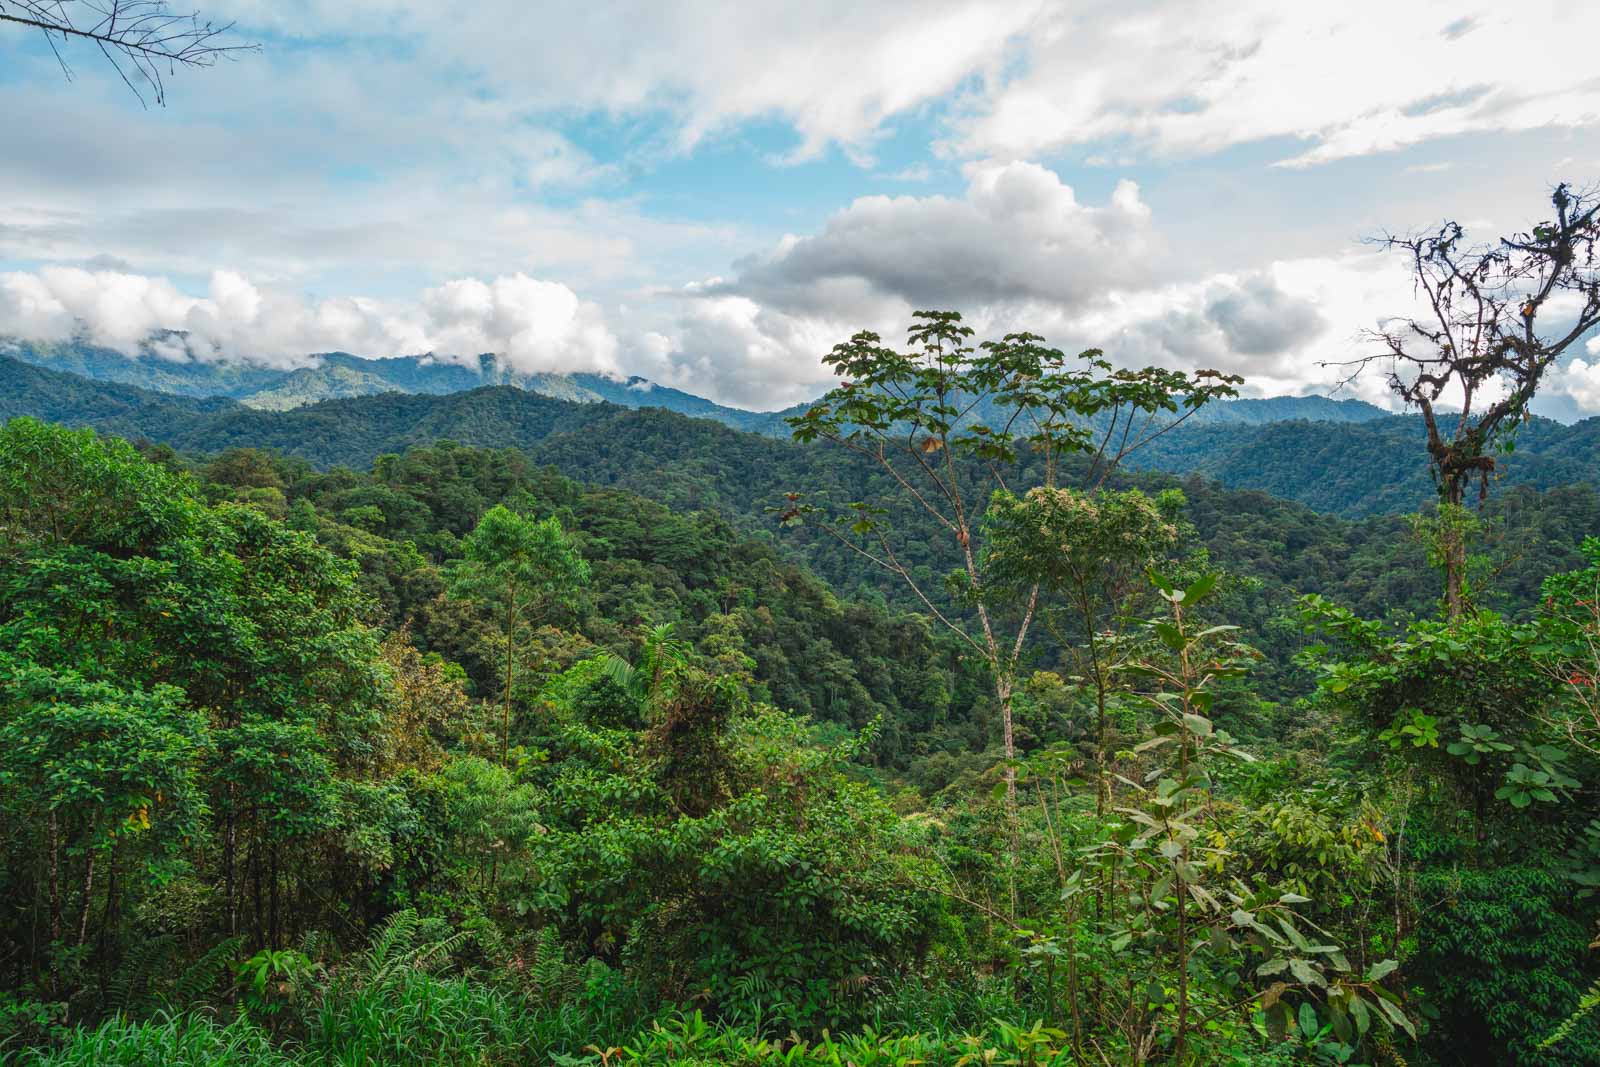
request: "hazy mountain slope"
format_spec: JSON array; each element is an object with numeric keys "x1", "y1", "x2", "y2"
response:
[
  {"x1": 1129, "y1": 414, "x2": 1600, "y2": 517},
  {"x1": 159, "y1": 386, "x2": 614, "y2": 470},
  {"x1": 3, "y1": 338, "x2": 288, "y2": 399},
  {"x1": 8, "y1": 338, "x2": 1393, "y2": 437}
]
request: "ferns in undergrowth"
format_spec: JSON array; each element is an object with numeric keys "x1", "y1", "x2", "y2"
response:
[
  {"x1": 1542, "y1": 976, "x2": 1600, "y2": 1050},
  {"x1": 103, "y1": 934, "x2": 177, "y2": 1014},
  {"x1": 169, "y1": 935, "x2": 245, "y2": 1008},
  {"x1": 344, "y1": 909, "x2": 466, "y2": 987}
]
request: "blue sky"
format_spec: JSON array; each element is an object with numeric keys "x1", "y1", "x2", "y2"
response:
[{"x1": 2, "y1": 0, "x2": 1599, "y2": 413}]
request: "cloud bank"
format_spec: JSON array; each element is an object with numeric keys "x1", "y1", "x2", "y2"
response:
[
  {"x1": 0, "y1": 267, "x2": 621, "y2": 376},
  {"x1": 948, "y1": 1, "x2": 1600, "y2": 166}
]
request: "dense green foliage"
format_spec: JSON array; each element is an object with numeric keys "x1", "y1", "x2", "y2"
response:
[{"x1": 2, "y1": 355, "x2": 1599, "y2": 1066}]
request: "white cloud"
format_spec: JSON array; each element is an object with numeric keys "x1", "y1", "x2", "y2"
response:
[
  {"x1": 947, "y1": 1, "x2": 1600, "y2": 165},
  {"x1": 720, "y1": 161, "x2": 1163, "y2": 314},
  {"x1": 418, "y1": 275, "x2": 620, "y2": 375},
  {"x1": 202, "y1": 0, "x2": 1043, "y2": 162},
  {"x1": 0, "y1": 267, "x2": 621, "y2": 375},
  {"x1": 640, "y1": 293, "x2": 848, "y2": 408},
  {"x1": 187, "y1": 1, "x2": 1598, "y2": 170},
  {"x1": 1550, "y1": 356, "x2": 1600, "y2": 414},
  {"x1": 650, "y1": 172, "x2": 1432, "y2": 408}
]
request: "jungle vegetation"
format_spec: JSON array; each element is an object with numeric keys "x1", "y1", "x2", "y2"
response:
[{"x1": 3, "y1": 288, "x2": 1600, "y2": 1061}]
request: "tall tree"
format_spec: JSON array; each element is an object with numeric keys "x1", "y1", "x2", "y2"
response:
[
  {"x1": 448, "y1": 506, "x2": 589, "y2": 764},
  {"x1": 1341, "y1": 184, "x2": 1600, "y2": 618},
  {"x1": 787, "y1": 310, "x2": 1237, "y2": 890},
  {"x1": 983, "y1": 485, "x2": 1180, "y2": 814}
]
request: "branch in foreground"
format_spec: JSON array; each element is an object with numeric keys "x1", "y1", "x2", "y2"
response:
[{"x1": 1, "y1": 0, "x2": 256, "y2": 105}]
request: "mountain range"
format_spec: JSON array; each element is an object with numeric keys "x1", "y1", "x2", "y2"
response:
[
  {"x1": 4, "y1": 350, "x2": 1599, "y2": 523},
  {"x1": 3, "y1": 338, "x2": 1390, "y2": 436},
  {"x1": 2, "y1": 339, "x2": 797, "y2": 432}
]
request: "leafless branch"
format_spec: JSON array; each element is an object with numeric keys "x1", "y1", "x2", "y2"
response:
[
  {"x1": 2, "y1": 0, "x2": 256, "y2": 106},
  {"x1": 1328, "y1": 183, "x2": 1600, "y2": 616}
]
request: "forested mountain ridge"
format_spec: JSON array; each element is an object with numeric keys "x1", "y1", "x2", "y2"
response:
[
  {"x1": 2, "y1": 339, "x2": 790, "y2": 428},
  {"x1": 6, "y1": 353, "x2": 1595, "y2": 523},
  {"x1": 0, "y1": 354, "x2": 241, "y2": 431},
  {"x1": 1128, "y1": 412, "x2": 1600, "y2": 517},
  {"x1": 6, "y1": 352, "x2": 1598, "y2": 703},
  {"x1": 6, "y1": 337, "x2": 1388, "y2": 434}
]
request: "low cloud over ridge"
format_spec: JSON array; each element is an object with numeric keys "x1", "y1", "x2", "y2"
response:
[{"x1": 0, "y1": 267, "x2": 621, "y2": 377}]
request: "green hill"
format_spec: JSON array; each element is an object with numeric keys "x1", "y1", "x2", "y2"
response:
[
  {"x1": 1129, "y1": 413, "x2": 1600, "y2": 516},
  {"x1": 7, "y1": 353, "x2": 1599, "y2": 703}
]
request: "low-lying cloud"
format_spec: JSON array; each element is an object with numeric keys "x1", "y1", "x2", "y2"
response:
[{"x1": 0, "y1": 267, "x2": 621, "y2": 376}]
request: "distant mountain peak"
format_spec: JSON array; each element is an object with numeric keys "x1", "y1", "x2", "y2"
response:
[{"x1": 4, "y1": 337, "x2": 1393, "y2": 438}]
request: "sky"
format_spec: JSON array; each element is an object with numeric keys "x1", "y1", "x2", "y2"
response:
[{"x1": 3, "y1": 0, "x2": 1600, "y2": 415}]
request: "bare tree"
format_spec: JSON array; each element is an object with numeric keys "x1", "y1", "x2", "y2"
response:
[
  {"x1": 1, "y1": 0, "x2": 255, "y2": 105},
  {"x1": 1333, "y1": 184, "x2": 1600, "y2": 618}
]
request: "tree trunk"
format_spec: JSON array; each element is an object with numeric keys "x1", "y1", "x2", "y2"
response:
[
  {"x1": 251, "y1": 827, "x2": 265, "y2": 949},
  {"x1": 1439, "y1": 470, "x2": 1469, "y2": 621},
  {"x1": 224, "y1": 789, "x2": 238, "y2": 938},
  {"x1": 994, "y1": 673, "x2": 1020, "y2": 917},
  {"x1": 1444, "y1": 551, "x2": 1465, "y2": 620},
  {"x1": 269, "y1": 841, "x2": 279, "y2": 949},
  {"x1": 503, "y1": 587, "x2": 517, "y2": 765},
  {"x1": 77, "y1": 849, "x2": 95, "y2": 946},
  {"x1": 48, "y1": 809, "x2": 61, "y2": 945}
]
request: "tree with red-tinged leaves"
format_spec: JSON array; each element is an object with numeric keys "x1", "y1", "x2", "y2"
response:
[{"x1": 1333, "y1": 185, "x2": 1600, "y2": 619}]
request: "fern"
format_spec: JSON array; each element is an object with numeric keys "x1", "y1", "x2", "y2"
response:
[
  {"x1": 1540, "y1": 976, "x2": 1600, "y2": 1050},
  {"x1": 347, "y1": 909, "x2": 470, "y2": 988},
  {"x1": 106, "y1": 934, "x2": 176, "y2": 1013},
  {"x1": 168, "y1": 935, "x2": 244, "y2": 1007},
  {"x1": 526, "y1": 927, "x2": 580, "y2": 1009}
]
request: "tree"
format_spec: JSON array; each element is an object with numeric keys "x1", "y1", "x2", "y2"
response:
[
  {"x1": 1340, "y1": 184, "x2": 1600, "y2": 618},
  {"x1": 447, "y1": 505, "x2": 589, "y2": 764},
  {"x1": 983, "y1": 485, "x2": 1181, "y2": 814},
  {"x1": 1, "y1": 0, "x2": 255, "y2": 105},
  {"x1": 787, "y1": 310, "x2": 1238, "y2": 892}
]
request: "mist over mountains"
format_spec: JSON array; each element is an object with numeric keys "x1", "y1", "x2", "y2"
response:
[{"x1": 5, "y1": 337, "x2": 1390, "y2": 436}]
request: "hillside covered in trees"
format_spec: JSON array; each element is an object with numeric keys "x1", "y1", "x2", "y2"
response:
[
  {"x1": 10, "y1": 0, "x2": 1600, "y2": 1054},
  {"x1": 4, "y1": 294, "x2": 1600, "y2": 1067},
  {"x1": 5, "y1": 354, "x2": 1599, "y2": 527}
]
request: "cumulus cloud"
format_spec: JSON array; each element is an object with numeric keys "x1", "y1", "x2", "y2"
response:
[
  {"x1": 646, "y1": 165, "x2": 1431, "y2": 409},
  {"x1": 642, "y1": 161, "x2": 1361, "y2": 406},
  {"x1": 719, "y1": 161, "x2": 1162, "y2": 315},
  {"x1": 418, "y1": 275, "x2": 620, "y2": 375},
  {"x1": 1204, "y1": 275, "x2": 1327, "y2": 358},
  {"x1": 637, "y1": 294, "x2": 848, "y2": 408},
  {"x1": 0, "y1": 267, "x2": 620, "y2": 376},
  {"x1": 1549, "y1": 354, "x2": 1600, "y2": 414},
  {"x1": 947, "y1": 1, "x2": 1600, "y2": 166}
]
